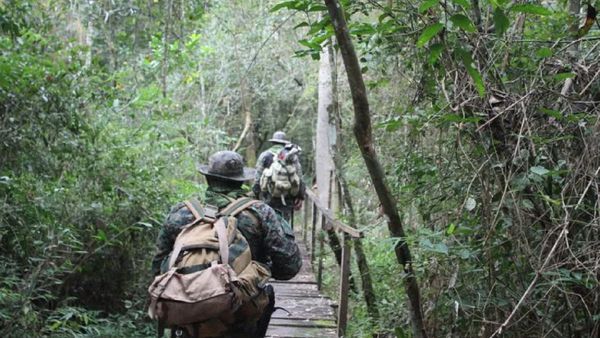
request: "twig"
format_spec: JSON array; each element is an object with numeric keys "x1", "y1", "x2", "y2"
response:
[
  {"x1": 579, "y1": 68, "x2": 600, "y2": 96},
  {"x1": 489, "y1": 221, "x2": 569, "y2": 337},
  {"x1": 476, "y1": 91, "x2": 533, "y2": 132},
  {"x1": 232, "y1": 111, "x2": 251, "y2": 152}
]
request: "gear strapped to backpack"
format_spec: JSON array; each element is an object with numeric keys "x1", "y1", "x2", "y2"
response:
[
  {"x1": 259, "y1": 144, "x2": 301, "y2": 205},
  {"x1": 147, "y1": 197, "x2": 271, "y2": 337}
]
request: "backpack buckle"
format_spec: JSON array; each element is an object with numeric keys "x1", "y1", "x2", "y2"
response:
[{"x1": 204, "y1": 204, "x2": 218, "y2": 220}]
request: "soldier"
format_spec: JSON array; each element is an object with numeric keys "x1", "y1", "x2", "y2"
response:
[
  {"x1": 151, "y1": 150, "x2": 302, "y2": 338},
  {"x1": 253, "y1": 131, "x2": 305, "y2": 223}
]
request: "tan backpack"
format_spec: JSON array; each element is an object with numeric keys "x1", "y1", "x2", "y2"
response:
[
  {"x1": 259, "y1": 144, "x2": 301, "y2": 204},
  {"x1": 147, "y1": 197, "x2": 271, "y2": 336}
]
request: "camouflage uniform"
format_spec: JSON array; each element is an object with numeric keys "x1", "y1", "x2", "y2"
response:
[
  {"x1": 151, "y1": 150, "x2": 302, "y2": 338},
  {"x1": 253, "y1": 142, "x2": 305, "y2": 222},
  {"x1": 151, "y1": 186, "x2": 302, "y2": 279}
]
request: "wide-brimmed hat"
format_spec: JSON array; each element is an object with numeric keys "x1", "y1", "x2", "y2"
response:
[
  {"x1": 197, "y1": 151, "x2": 255, "y2": 182},
  {"x1": 268, "y1": 131, "x2": 290, "y2": 144}
]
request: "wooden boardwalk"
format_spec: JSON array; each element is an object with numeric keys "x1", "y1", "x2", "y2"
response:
[{"x1": 266, "y1": 240, "x2": 338, "y2": 338}]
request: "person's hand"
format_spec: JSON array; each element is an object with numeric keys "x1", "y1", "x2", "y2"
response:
[{"x1": 293, "y1": 198, "x2": 303, "y2": 211}]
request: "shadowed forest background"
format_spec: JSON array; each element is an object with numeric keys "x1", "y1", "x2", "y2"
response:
[{"x1": 1, "y1": 0, "x2": 599, "y2": 337}]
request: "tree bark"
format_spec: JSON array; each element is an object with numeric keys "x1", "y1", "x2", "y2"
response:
[
  {"x1": 316, "y1": 40, "x2": 335, "y2": 216},
  {"x1": 324, "y1": 1, "x2": 427, "y2": 337}
]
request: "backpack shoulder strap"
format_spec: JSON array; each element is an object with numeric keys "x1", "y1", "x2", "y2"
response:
[
  {"x1": 220, "y1": 197, "x2": 260, "y2": 217},
  {"x1": 183, "y1": 198, "x2": 218, "y2": 224}
]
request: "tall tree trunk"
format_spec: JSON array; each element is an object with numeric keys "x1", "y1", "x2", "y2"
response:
[
  {"x1": 316, "y1": 39, "x2": 352, "y2": 289},
  {"x1": 316, "y1": 41, "x2": 335, "y2": 213},
  {"x1": 330, "y1": 45, "x2": 378, "y2": 321},
  {"x1": 324, "y1": 1, "x2": 428, "y2": 337}
]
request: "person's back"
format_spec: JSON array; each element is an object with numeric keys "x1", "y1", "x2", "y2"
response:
[
  {"x1": 150, "y1": 151, "x2": 302, "y2": 337},
  {"x1": 253, "y1": 131, "x2": 305, "y2": 222}
]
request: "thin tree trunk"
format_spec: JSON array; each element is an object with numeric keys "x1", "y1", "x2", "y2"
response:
[
  {"x1": 162, "y1": 0, "x2": 172, "y2": 98},
  {"x1": 324, "y1": 1, "x2": 427, "y2": 337},
  {"x1": 240, "y1": 75, "x2": 256, "y2": 166}
]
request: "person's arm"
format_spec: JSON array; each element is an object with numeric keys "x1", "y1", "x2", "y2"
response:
[
  {"x1": 150, "y1": 203, "x2": 194, "y2": 275},
  {"x1": 253, "y1": 152, "x2": 267, "y2": 196},
  {"x1": 294, "y1": 159, "x2": 306, "y2": 198},
  {"x1": 253, "y1": 204, "x2": 302, "y2": 280}
]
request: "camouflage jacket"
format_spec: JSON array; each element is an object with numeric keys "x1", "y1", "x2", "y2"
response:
[
  {"x1": 151, "y1": 187, "x2": 302, "y2": 280},
  {"x1": 252, "y1": 144, "x2": 305, "y2": 202}
]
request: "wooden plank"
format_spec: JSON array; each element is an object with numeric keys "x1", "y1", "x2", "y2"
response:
[
  {"x1": 266, "y1": 227, "x2": 338, "y2": 338},
  {"x1": 272, "y1": 283, "x2": 320, "y2": 298},
  {"x1": 272, "y1": 297, "x2": 335, "y2": 320},
  {"x1": 266, "y1": 325, "x2": 337, "y2": 337},
  {"x1": 270, "y1": 318, "x2": 336, "y2": 328}
]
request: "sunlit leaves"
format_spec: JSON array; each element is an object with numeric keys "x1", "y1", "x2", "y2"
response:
[{"x1": 417, "y1": 23, "x2": 444, "y2": 47}]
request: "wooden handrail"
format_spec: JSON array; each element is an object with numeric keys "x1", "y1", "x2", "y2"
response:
[
  {"x1": 301, "y1": 187, "x2": 361, "y2": 337},
  {"x1": 304, "y1": 188, "x2": 362, "y2": 238}
]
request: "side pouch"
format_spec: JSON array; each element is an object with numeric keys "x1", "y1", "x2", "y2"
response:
[{"x1": 235, "y1": 261, "x2": 271, "y2": 300}]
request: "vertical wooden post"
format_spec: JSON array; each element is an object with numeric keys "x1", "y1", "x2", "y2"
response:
[
  {"x1": 337, "y1": 233, "x2": 351, "y2": 337},
  {"x1": 311, "y1": 201, "x2": 317, "y2": 263},
  {"x1": 317, "y1": 214, "x2": 326, "y2": 290},
  {"x1": 303, "y1": 199, "x2": 309, "y2": 243}
]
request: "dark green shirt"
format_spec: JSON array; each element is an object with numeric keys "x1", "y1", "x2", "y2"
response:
[{"x1": 151, "y1": 187, "x2": 302, "y2": 280}]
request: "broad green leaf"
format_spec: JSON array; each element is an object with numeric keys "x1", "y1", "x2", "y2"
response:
[
  {"x1": 493, "y1": 7, "x2": 509, "y2": 36},
  {"x1": 307, "y1": 4, "x2": 327, "y2": 11},
  {"x1": 511, "y1": 4, "x2": 551, "y2": 15},
  {"x1": 298, "y1": 39, "x2": 321, "y2": 50},
  {"x1": 553, "y1": 72, "x2": 576, "y2": 81},
  {"x1": 293, "y1": 22, "x2": 309, "y2": 29},
  {"x1": 535, "y1": 47, "x2": 553, "y2": 58},
  {"x1": 428, "y1": 43, "x2": 444, "y2": 64},
  {"x1": 452, "y1": 0, "x2": 471, "y2": 9},
  {"x1": 456, "y1": 48, "x2": 485, "y2": 97},
  {"x1": 450, "y1": 14, "x2": 476, "y2": 32},
  {"x1": 419, "y1": 0, "x2": 438, "y2": 13},
  {"x1": 307, "y1": 17, "x2": 331, "y2": 35},
  {"x1": 270, "y1": 1, "x2": 298, "y2": 12},
  {"x1": 350, "y1": 23, "x2": 376, "y2": 35},
  {"x1": 530, "y1": 166, "x2": 549, "y2": 176},
  {"x1": 417, "y1": 23, "x2": 444, "y2": 48}
]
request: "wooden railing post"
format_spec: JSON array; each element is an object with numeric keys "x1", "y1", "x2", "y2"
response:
[
  {"x1": 311, "y1": 201, "x2": 317, "y2": 263},
  {"x1": 303, "y1": 200, "x2": 309, "y2": 243},
  {"x1": 337, "y1": 233, "x2": 351, "y2": 337},
  {"x1": 302, "y1": 187, "x2": 362, "y2": 336},
  {"x1": 317, "y1": 214, "x2": 326, "y2": 290}
]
